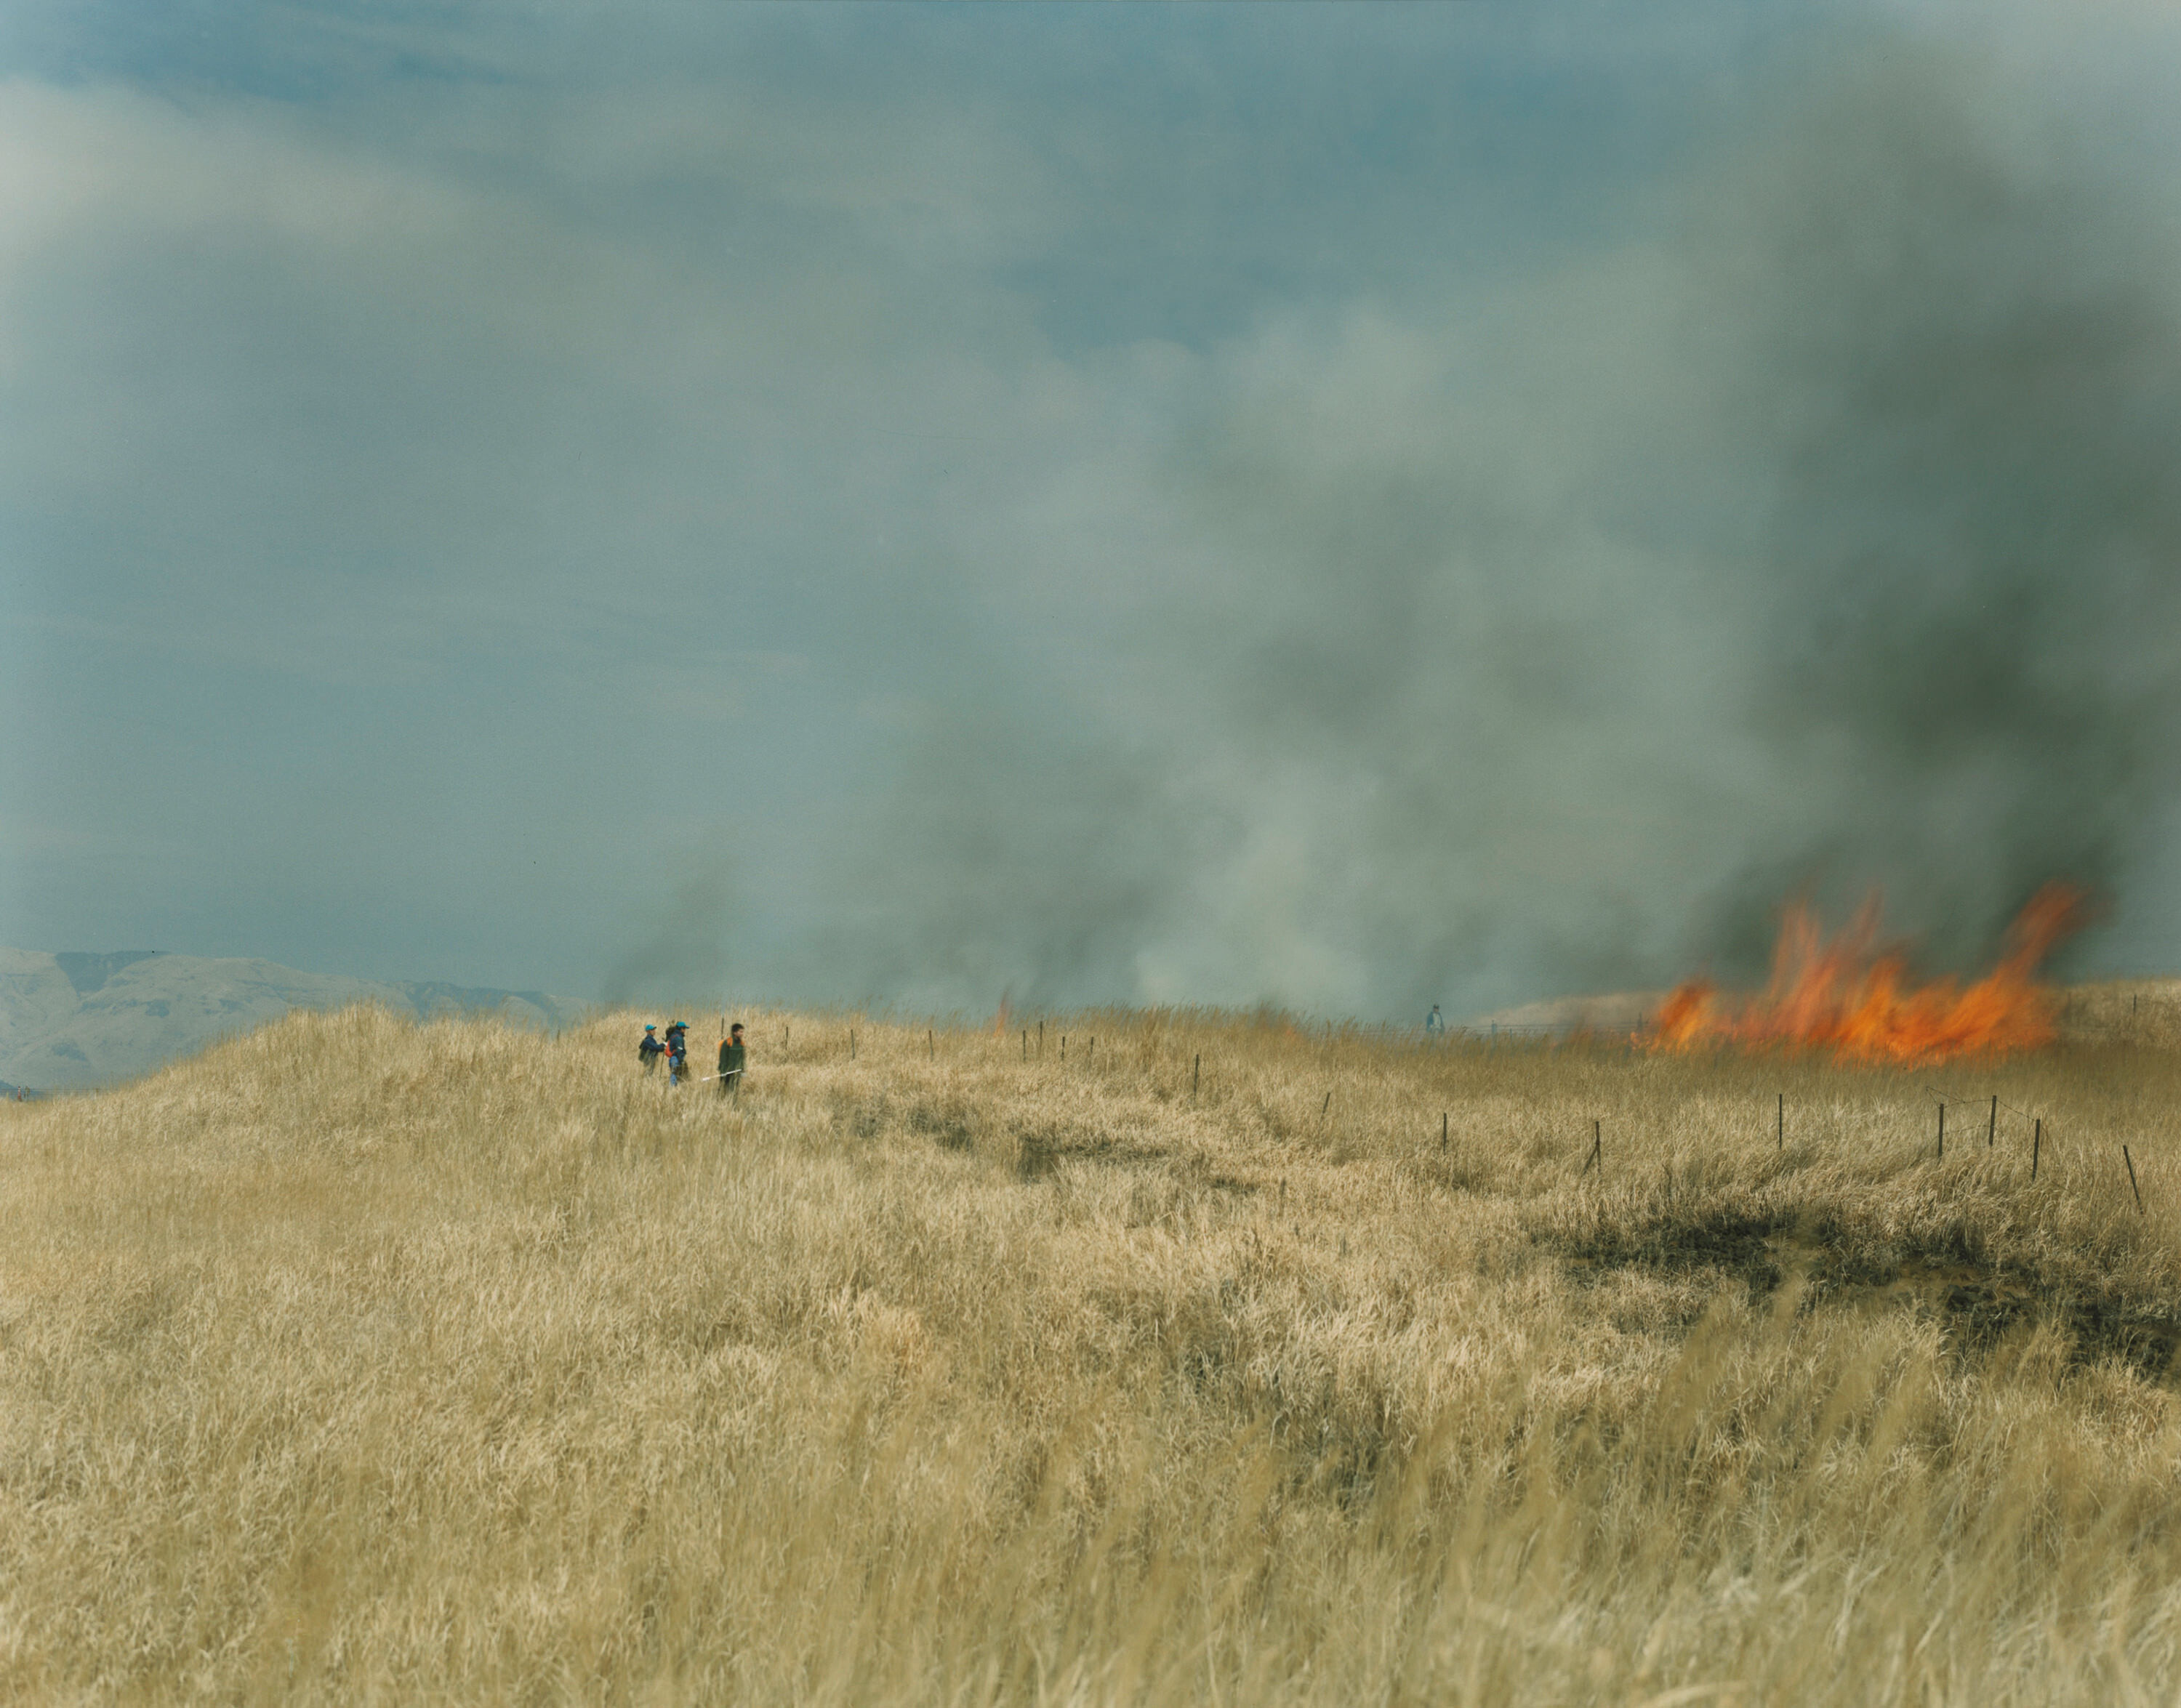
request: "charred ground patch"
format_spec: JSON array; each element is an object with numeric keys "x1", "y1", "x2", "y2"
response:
[
  {"x1": 1549, "y1": 1212, "x2": 2181, "y2": 1379},
  {"x1": 1551, "y1": 1209, "x2": 1787, "y2": 1305},
  {"x1": 1799, "y1": 1244, "x2": 2181, "y2": 1379},
  {"x1": 904, "y1": 1097, "x2": 976, "y2": 1151}
]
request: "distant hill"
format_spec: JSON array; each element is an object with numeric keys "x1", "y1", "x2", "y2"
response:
[{"x1": 0, "y1": 949, "x2": 587, "y2": 1093}]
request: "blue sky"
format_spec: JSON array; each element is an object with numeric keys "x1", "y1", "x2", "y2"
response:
[{"x1": 7, "y1": 2, "x2": 2181, "y2": 1015}]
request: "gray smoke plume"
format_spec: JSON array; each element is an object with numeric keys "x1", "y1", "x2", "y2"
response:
[
  {"x1": 603, "y1": 856, "x2": 739, "y2": 1010},
  {"x1": 761, "y1": 39, "x2": 2181, "y2": 1019},
  {"x1": 1695, "y1": 50, "x2": 2181, "y2": 976}
]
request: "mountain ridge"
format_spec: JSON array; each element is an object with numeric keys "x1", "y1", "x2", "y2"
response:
[{"x1": 0, "y1": 949, "x2": 588, "y2": 1094}]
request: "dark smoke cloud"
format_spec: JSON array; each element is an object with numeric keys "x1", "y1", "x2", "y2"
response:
[
  {"x1": 603, "y1": 858, "x2": 739, "y2": 1010},
  {"x1": 777, "y1": 39, "x2": 2181, "y2": 1018},
  {"x1": 1699, "y1": 49, "x2": 2181, "y2": 976}
]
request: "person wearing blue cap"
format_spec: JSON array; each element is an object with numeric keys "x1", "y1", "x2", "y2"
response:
[
  {"x1": 664, "y1": 1020, "x2": 690, "y2": 1087},
  {"x1": 638, "y1": 1024, "x2": 664, "y2": 1073}
]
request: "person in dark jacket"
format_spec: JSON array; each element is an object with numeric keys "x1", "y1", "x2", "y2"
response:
[
  {"x1": 664, "y1": 1020, "x2": 690, "y2": 1086},
  {"x1": 718, "y1": 1023, "x2": 747, "y2": 1095},
  {"x1": 638, "y1": 1025, "x2": 664, "y2": 1073}
]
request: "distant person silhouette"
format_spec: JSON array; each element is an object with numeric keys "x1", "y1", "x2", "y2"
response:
[{"x1": 1425, "y1": 1004, "x2": 1445, "y2": 1040}]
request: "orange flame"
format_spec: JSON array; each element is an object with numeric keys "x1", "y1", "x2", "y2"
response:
[
  {"x1": 992, "y1": 989, "x2": 1012, "y2": 1037},
  {"x1": 1650, "y1": 882, "x2": 2085, "y2": 1062}
]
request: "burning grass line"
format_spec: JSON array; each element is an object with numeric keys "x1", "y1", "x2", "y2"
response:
[{"x1": 1652, "y1": 884, "x2": 2086, "y2": 1065}]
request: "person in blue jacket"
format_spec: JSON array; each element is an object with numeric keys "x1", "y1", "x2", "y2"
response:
[
  {"x1": 664, "y1": 1020, "x2": 690, "y2": 1087},
  {"x1": 638, "y1": 1024, "x2": 665, "y2": 1073}
]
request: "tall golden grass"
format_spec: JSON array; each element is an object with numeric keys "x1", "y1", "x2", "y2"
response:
[{"x1": 4, "y1": 999, "x2": 2181, "y2": 1702}]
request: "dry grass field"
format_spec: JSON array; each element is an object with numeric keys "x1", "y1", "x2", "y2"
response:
[{"x1": 5, "y1": 995, "x2": 2181, "y2": 1704}]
